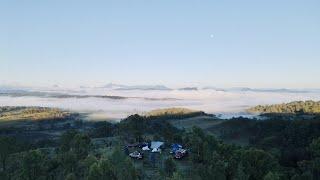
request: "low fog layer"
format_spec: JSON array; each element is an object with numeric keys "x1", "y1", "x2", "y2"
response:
[{"x1": 1, "y1": 87, "x2": 320, "y2": 120}]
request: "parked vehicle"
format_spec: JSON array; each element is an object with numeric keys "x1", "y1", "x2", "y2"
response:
[
  {"x1": 129, "y1": 151, "x2": 143, "y2": 159},
  {"x1": 174, "y1": 149, "x2": 187, "y2": 159}
]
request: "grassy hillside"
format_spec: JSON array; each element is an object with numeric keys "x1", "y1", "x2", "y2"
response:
[
  {"x1": 169, "y1": 115, "x2": 222, "y2": 131},
  {"x1": 146, "y1": 108, "x2": 218, "y2": 130},
  {"x1": 0, "y1": 106, "x2": 74, "y2": 121},
  {"x1": 248, "y1": 100, "x2": 320, "y2": 114}
]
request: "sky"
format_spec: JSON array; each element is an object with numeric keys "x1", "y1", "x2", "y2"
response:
[{"x1": 1, "y1": 0, "x2": 320, "y2": 88}]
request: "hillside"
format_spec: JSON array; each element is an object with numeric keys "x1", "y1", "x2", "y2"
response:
[
  {"x1": 146, "y1": 107, "x2": 205, "y2": 117},
  {"x1": 0, "y1": 106, "x2": 75, "y2": 121},
  {"x1": 248, "y1": 100, "x2": 320, "y2": 114},
  {"x1": 0, "y1": 105, "x2": 320, "y2": 179},
  {"x1": 0, "y1": 109, "x2": 319, "y2": 179}
]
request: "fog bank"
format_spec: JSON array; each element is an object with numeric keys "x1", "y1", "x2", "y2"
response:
[{"x1": 1, "y1": 88, "x2": 319, "y2": 120}]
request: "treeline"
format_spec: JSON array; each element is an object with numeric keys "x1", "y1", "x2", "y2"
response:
[
  {"x1": 146, "y1": 108, "x2": 210, "y2": 119},
  {"x1": 87, "y1": 114, "x2": 180, "y2": 141},
  {"x1": 248, "y1": 100, "x2": 320, "y2": 114},
  {"x1": 0, "y1": 114, "x2": 185, "y2": 180},
  {"x1": 0, "y1": 127, "x2": 287, "y2": 180},
  {"x1": 215, "y1": 116, "x2": 320, "y2": 179},
  {"x1": 116, "y1": 116, "x2": 320, "y2": 179},
  {"x1": 0, "y1": 130, "x2": 137, "y2": 180}
]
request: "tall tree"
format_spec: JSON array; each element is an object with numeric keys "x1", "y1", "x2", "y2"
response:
[
  {"x1": 21, "y1": 150, "x2": 46, "y2": 180},
  {"x1": 164, "y1": 158, "x2": 176, "y2": 177},
  {"x1": 0, "y1": 137, "x2": 16, "y2": 171}
]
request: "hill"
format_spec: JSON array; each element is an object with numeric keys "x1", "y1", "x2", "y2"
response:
[
  {"x1": 146, "y1": 107, "x2": 206, "y2": 117},
  {"x1": 0, "y1": 106, "x2": 75, "y2": 121},
  {"x1": 247, "y1": 100, "x2": 320, "y2": 114}
]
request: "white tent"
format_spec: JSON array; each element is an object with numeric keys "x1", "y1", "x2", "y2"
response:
[
  {"x1": 142, "y1": 146, "x2": 150, "y2": 151},
  {"x1": 150, "y1": 141, "x2": 164, "y2": 153},
  {"x1": 151, "y1": 141, "x2": 164, "y2": 149},
  {"x1": 151, "y1": 148, "x2": 161, "y2": 153}
]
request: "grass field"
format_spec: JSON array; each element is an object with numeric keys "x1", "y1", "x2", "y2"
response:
[{"x1": 169, "y1": 115, "x2": 223, "y2": 131}]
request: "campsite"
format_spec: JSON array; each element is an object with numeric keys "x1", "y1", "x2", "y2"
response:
[
  {"x1": 125, "y1": 141, "x2": 190, "y2": 178},
  {"x1": 126, "y1": 141, "x2": 187, "y2": 160}
]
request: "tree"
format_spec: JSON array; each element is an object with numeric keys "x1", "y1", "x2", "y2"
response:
[
  {"x1": 109, "y1": 147, "x2": 137, "y2": 180},
  {"x1": 21, "y1": 150, "x2": 46, "y2": 180},
  {"x1": 309, "y1": 137, "x2": 320, "y2": 158},
  {"x1": 115, "y1": 158, "x2": 137, "y2": 180},
  {"x1": 60, "y1": 130, "x2": 78, "y2": 152},
  {"x1": 186, "y1": 127, "x2": 219, "y2": 163},
  {"x1": 99, "y1": 159, "x2": 116, "y2": 180},
  {"x1": 164, "y1": 158, "x2": 176, "y2": 177},
  {"x1": 82, "y1": 155, "x2": 98, "y2": 175},
  {"x1": 59, "y1": 131, "x2": 91, "y2": 159},
  {"x1": 87, "y1": 163, "x2": 102, "y2": 180},
  {"x1": 130, "y1": 115, "x2": 145, "y2": 142},
  {"x1": 308, "y1": 138, "x2": 320, "y2": 179},
  {"x1": 200, "y1": 153, "x2": 227, "y2": 180},
  {"x1": 234, "y1": 163, "x2": 249, "y2": 180},
  {"x1": 240, "y1": 149, "x2": 278, "y2": 180},
  {"x1": 263, "y1": 172, "x2": 280, "y2": 180},
  {"x1": 0, "y1": 137, "x2": 16, "y2": 171},
  {"x1": 87, "y1": 159, "x2": 116, "y2": 180},
  {"x1": 65, "y1": 173, "x2": 76, "y2": 180},
  {"x1": 91, "y1": 122, "x2": 114, "y2": 138},
  {"x1": 58, "y1": 151, "x2": 77, "y2": 175},
  {"x1": 71, "y1": 133, "x2": 91, "y2": 159},
  {"x1": 170, "y1": 171, "x2": 184, "y2": 180},
  {"x1": 291, "y1": 170, "x2": 313, "y2": 180}
]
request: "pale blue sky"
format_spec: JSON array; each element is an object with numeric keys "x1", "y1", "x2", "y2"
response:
[{"x1": 1, "y1": 0, "x2": 320, "y2": 88}]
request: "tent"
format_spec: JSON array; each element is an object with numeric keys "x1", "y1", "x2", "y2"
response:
[
  {"x1": 150, "y1": 141, "x2": 164, "y2": 153},
  {"x1": 151, "y1": 141, "x2": 164, "y2": 149},
  {"x1": 142, "y1": 146, "x2": 150, "y2": 151},
  {"x1": 171, "y1": 144, "x2": 183, "y2": 154},
  {"x1": 151, "y1": 148, "x2": 161, "y2": 153}
]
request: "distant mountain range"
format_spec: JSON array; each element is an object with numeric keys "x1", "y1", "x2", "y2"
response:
[
  {"x1": 178, "y1": 87, "x2": 198, "y2": 91},
  {"x1": 202, "y1": 86, "x2": 226, "y2": 91},
  {"x1": 199, "y1": 87, "x2": 314, "y2": 93},
  {"x1": 0, "y1": 88, "x2": 179, "y2": 101},
  {"x1": 228, "y1": 87, "x2": 310, "y2": 93},
  {"x1": 98, "y1": 83, "x2": 172, "y2": 91},
  {"x1": 0, "y1": 89, "x2": 127, "y2": 100},
  {"x1": 1, "y1": 84, "x2": 319, "y2": 94}
]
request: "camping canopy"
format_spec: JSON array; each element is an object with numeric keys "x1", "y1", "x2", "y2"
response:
[
  {"x1": 150, "y1": 141, "x2": 164, "y2": 149},
  {"x1": 171, "y1": 144, "x2": 183, "y2": 153},
  {"x1": 172, "y1": 144, "x2": 182, "y2": 149}
]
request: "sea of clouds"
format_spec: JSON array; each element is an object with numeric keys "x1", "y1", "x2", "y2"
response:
[{"x1": 1, "y1": 86, "x2": 320, "y2": 120}]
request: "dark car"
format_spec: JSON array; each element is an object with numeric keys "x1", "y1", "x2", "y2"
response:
[{"x1": 174, "y1": 149, "x2": 187, "y2": 159}]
